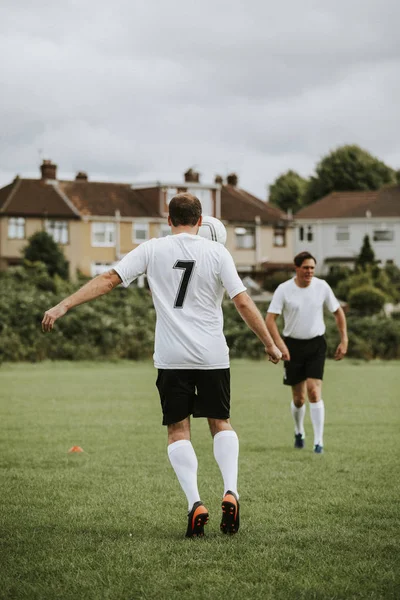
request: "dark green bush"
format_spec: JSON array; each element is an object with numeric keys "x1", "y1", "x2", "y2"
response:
[
  {"x1": 348, "y1": 286, "x2": 386, "y2": 316},
  {"x1": 1, "y1": 265, "x2": 399, "y2": 363},
  {"x1": 324, "y1": 312, "x2": 400, "y2": 359},
  {"x1": 263, "y1": 271, "x2": 292, "y2": 292},
  {"x1": 0, "y1": 266, "x2": 155, "y2": 363},
  {"x1": 324, "y1": 266, "x2": 352, "y2": 290}
]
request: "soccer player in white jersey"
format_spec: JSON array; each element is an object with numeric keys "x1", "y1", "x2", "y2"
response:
[
  {"x1": 42, "y1": 193, "x2": 282, "y2": 537},
  {"x1": 266, "y1": 252, "x2": 348, "y2": 454}
]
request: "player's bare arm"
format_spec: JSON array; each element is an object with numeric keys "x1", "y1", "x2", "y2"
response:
[
  {"x1": 265, "y1": 313, "x2": 290, "y2": 361},
  {"x1": 232, "y1": 292, "x2": 282, "y2": 363},
  {"x1": 333, "y1": 306, "x2": 348, "y2": 360},
  {"x1": 41, "y1": 269, "x2": 122, "y2": 332}
]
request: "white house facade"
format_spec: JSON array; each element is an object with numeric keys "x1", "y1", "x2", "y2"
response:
[{"x1": 294, "y1": 188, "x2": 400, "y2": 274}]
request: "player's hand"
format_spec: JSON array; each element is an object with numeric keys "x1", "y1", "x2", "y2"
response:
[
  {"x1": 265, "y1": 343, "x2": 283, "y2": 364},
  {"x1": 334, "y1": 341, "x2": 348, "y2": 361},
  {"x1": 41, "y1": 304, "x2": 68, "y2": 332},
  {"x1": 276, "y1": 341, "x2": 290, "y2": 361}
]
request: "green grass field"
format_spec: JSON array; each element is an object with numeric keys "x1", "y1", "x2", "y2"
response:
[{"x1": 0, "y1": 360, "x2": 399, "y2": 600}]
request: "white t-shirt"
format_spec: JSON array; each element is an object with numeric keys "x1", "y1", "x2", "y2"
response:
[
  {"x1": 267, "y1": 277, "x2": 340, "y2": 339},
  {"x1": 114, "y1": 233, "x2": 246, "y2": 369}
]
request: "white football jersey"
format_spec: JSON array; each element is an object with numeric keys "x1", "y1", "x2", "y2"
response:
[
  {"x1": 267, "y1": 277, "x2": 340, "y2": 339},
  {"x1": 114, "y1": 233, "x2": 246, "y2": 369}
]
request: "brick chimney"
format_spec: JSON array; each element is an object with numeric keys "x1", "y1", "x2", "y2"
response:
[
  {"x1": 214, "y1": 175, "x2": 223, "y2": 184},
  {"x1": 75, "y1": 171, "x2": 88, "y2": 181},
  {"x1": 227, "y1": 173, "x2": 238, "y2": 186},
  {"x1": 184, "y1": 168, "x2": 200, "y2": 183},
  {"x1": 40, "y1": 159, "x2": 57, "y2": 180}
]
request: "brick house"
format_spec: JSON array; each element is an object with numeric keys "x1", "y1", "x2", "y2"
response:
[{"x1": 0, "y1": 161, "x2": 294, "y2": 279}]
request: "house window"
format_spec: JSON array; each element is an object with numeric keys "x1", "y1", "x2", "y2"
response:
[
  {"x1": 299, "y1": 226, "x2": 304, "y2": 241},
  {"x1": 235, "y1": 226, "x2": 255, "y2": 249},
  {"x1": 274, "y1": 226, "x2": 286, "y2": 247},
  {"x1": 45, "y1": 220, "x2": 69, "y2": 244},
  {"x1": 336, "y1": 226, "x2": 350, "y2": 242},
  {"x1": 373, "y1": 229, "x2": 394, "y2": 242},
  {"x1": 8, "y1": 217, "x2": 25, "y2": 239},
  {"x1": 306, "y1": 226, "x2": 313, "y2": 242},
  {"x1": 91, "y1": 262, "x2": 113, "y2": 277},
  {"x1": 91, "y1": 222, "x2": 116, "y2": 247},
  {"x1": 133, "y1": 223, "x2": 149, "y2": 244},
  {"x1": 188, "y1": 188, "x2": 213, "y2": 215},
  {"x1": 159, "y1": 223, "x2": 171, "y2": 237}
]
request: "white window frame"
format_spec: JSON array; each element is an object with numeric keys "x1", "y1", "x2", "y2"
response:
[
  {"x1": 235, "y1": 226, "x2": 255, "y2": 250},
  {"x1": 188, "y1": 188, "x2": 213, "y2": 216},
  {"x1": 159, "y1": 223, "x2": 171, "y2": 237},
  {"x1": 91, "y1": 222, "x2": 116, "y2": 247},
  {"x1": 45, "y1": 219, "x2": 69, "y2": 244},
  {"x1": 8, "y1": 217, "x2": 25, "y2": 239},
  {"x1": 90, "y1": 262, "x2": 114, "y2": 277},
  {"x1": 133, "y1": 222, "x2": 149, "y2": 244},
  {"x1": 306, "y1": 225, "x2": 314, "y2": 242},
  {"x1": 336, "y1": 225, "x2": 350, "y2": 242}
]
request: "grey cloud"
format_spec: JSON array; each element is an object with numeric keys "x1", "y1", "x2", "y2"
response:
[{"x1": 0, "y1": 0, "x2": 399, "y2": 197}]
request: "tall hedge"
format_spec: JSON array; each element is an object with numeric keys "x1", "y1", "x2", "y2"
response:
[{"x1": 1, "y1": 265, "x2": 399, "y2": 363}]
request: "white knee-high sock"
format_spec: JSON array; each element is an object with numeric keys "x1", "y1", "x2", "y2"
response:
[
  {"x1": 167, "y1": 440, "x2": 201, "y2": 511},
  {"x1": 310, "y1": 399, "x2": 325, "y2": 446},
  {"x1": 213, "y1": 430, "x2": 239, "y2": 498},
  {"x1": 291, "y1": 401, "x2": 306, "y2": 436}
]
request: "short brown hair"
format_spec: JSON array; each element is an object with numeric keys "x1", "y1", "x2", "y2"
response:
[
  {"x1": 169, "y1": 193, "x2": 202, "y2": 227},
  {"x1": 294, "y1": 251, "x2": 317, "y2": 267}
]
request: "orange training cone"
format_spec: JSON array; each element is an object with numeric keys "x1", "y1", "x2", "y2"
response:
[{"x1": 68, "y1": 446, "x2": 84, "y2": 453}]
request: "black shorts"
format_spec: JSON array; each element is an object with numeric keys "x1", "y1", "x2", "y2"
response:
[
  {"x1": 283, "y1": 335, "x2": 327, "y2": 386},
  {"x1": 156, "y1": 369, "x2": 231, "y2": 426}
]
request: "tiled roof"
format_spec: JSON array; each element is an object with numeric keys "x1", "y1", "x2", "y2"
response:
[
  {"x1": 0, "y1": 179, "x2": 79, "y2": 218},
  {"x1": 58, "y1": 181, "x2": 159, "y2": 217},
  {"x1": 0, "y1": 181, "x2": 15, "y2": 210},
  {"x1": 221, "y1": 185, "x2": 288, "y2": 224},
  {"x1": 0, "y1": 175, "x2": 291, "y2": 225},
  {"x1": 295, "y1": 186, "x2": 400, "y2": 219}
]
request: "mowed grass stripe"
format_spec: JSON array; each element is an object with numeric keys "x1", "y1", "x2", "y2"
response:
[{"x1": 0, "y1": 360, "x2": 399, "y2": 600}]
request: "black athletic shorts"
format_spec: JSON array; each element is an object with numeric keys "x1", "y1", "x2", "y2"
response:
[
  {"x1": 283, "y1": 335, "x2": 327, "y2": 386},
  {"x1": 156, "y1": 368, "x2": 231, "y2": 426}
]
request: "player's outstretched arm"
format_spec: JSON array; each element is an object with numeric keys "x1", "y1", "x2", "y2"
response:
[
  {"x1": 333, "y1": 306, "x2": 348, "y2": 360},
  {"x1": 232, "y1": 292, "x2": 282, "y2": 363},
  {"x1": 41, "y1": 269, "x2": 122, "y2": 332},
  {"x1": 265, "y1": 313, "x2": 290, "y2": 361}
]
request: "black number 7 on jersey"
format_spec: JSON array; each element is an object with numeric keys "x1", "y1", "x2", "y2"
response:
[{"x1": 173, "y1": 260, "x2": 196, "y2": 308}]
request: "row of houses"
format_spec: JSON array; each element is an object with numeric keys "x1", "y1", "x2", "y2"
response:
[
  {"x1": 0, "y1": 161, "x2": 294, "y2": 279},
  {"x1": 0, "y1": 160, "x2": 399, "y2": 279}
]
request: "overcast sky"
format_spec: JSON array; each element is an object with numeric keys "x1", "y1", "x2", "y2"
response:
[{"x1": 1, "y1": 0, "x2": 399, "y2": 199}]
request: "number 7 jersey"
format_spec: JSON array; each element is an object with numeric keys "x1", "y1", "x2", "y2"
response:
[{"x1": 114, "y1": 233, "x2": 246, "y2": 369}]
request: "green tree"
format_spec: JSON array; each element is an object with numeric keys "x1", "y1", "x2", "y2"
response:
[
  {"x1": 304, "y1": 145, "x2": 396, "y2": 204},
  {"x1": 355, "y1": 235, "x2": 376, "y2": 271},
  {"x1": 23, "y1": 231, "x2": 69, "y2": 280},
  {"x1": 268, "y1": 170, "x2": 308, "y2": 212}
]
